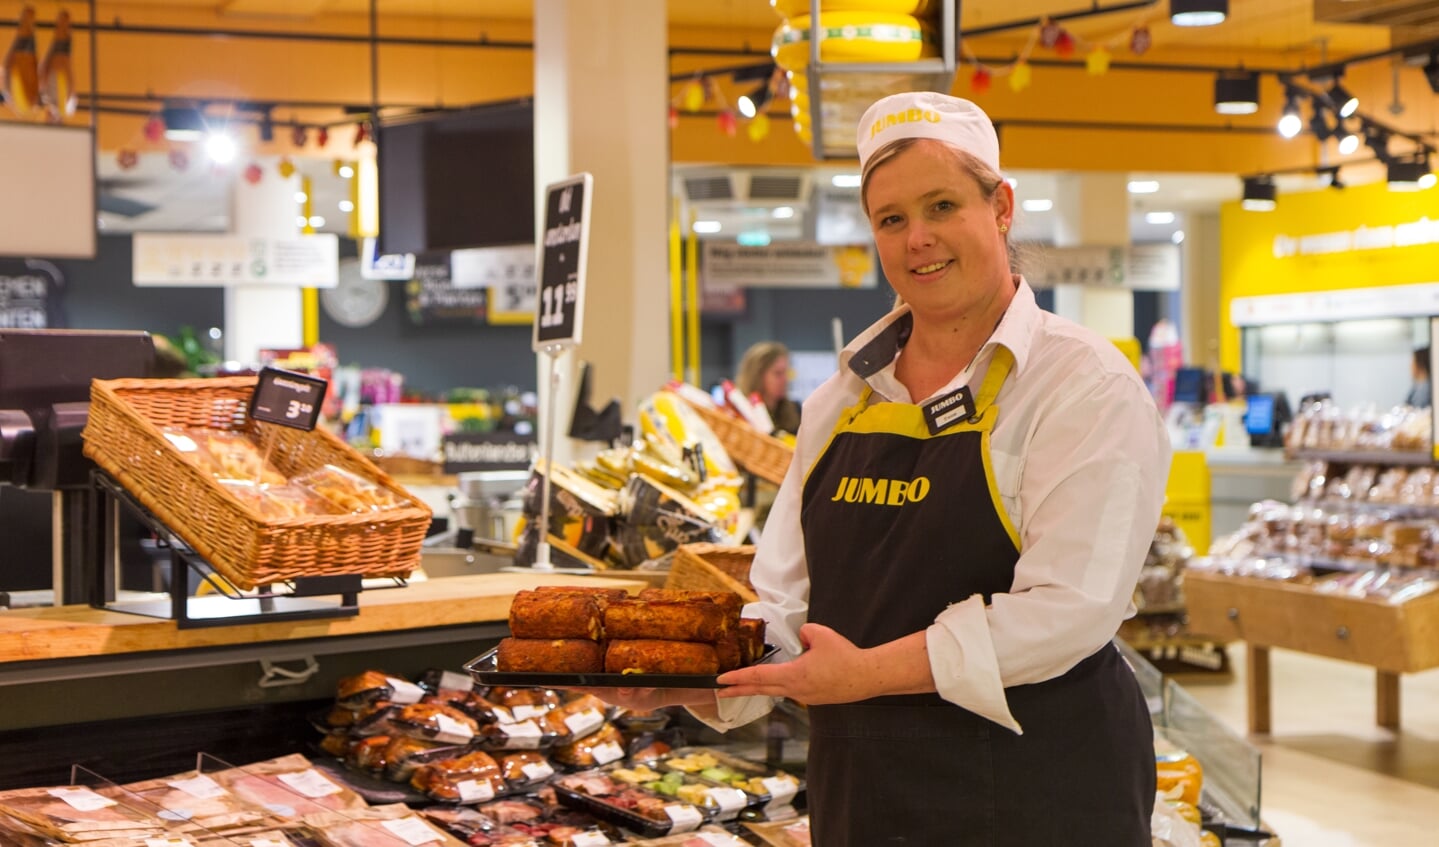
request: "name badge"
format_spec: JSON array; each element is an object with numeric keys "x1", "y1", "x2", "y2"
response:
[{"x1": 922, "y1": 387, "x2": 975, "y2": 435}]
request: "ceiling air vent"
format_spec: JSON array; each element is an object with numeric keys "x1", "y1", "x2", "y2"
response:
[
  {"x1": 748, "y1": 172, "x2": 807, "y2": 202},
  {"x1": 682, "y1": 175, "x2": 735, "y2": 202}
]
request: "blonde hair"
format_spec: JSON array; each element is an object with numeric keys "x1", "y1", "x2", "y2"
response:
[{"x1": 736, "y1": 341, "x2": 790, "y2": 399}]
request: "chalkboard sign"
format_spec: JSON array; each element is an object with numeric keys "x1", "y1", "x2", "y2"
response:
[
  {"x1": 249, "y1": 367, "x2": 328, "y2": 431},
  {"x1": 532, "y1": 173, "x2": 593, "y2": 351},
  {"x1": 405, "y1": 254, "x2": 488, "y2": 326},
  {"x1": 0, "y1": 259, "x2": 62, "y2": 329}
]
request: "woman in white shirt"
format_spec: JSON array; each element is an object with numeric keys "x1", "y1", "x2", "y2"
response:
[{"x1": 598, "y1": 92, "x2": 1170, "y2": 844}]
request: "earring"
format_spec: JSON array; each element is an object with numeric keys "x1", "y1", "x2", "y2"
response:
[{"x1": 999, "y1": 223, "x2": 1009, "y2": 233}]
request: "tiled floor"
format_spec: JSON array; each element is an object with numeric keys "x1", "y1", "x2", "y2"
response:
[{"x1": 1180, "y1": 643, "x2": 1439, "y2": 846}]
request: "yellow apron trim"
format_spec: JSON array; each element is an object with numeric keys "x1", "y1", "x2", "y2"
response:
[{"x1": 981, "y1": 426, "x2": 1022, "y2": 553}]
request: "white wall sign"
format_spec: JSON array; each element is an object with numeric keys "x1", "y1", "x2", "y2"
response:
[
  {"x1": 451, "y1": 242, "x2": 537, "y2": 319},
  {"x1": 133, "y1": 234, "x2": 339, "y2": 287},
  {"x1": 1231, "y1": 281, "x2": 1439, "y2": 327},
  {"x1": 702, "y1": 242, "x2": 877, "y2": 289},
  {"x1": 1030, "y1": 243, "x2": 1179, "y2": 291}
]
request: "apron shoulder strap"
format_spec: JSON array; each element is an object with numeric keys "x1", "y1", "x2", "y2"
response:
[{"x1": 972, "y1": 346, "x2": 1015, "y2": 415}]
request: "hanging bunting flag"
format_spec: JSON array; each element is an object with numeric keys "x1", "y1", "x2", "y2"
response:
[
  {"x1": 1086, "y1": 47, "x2": 1112, "y2": 75},
  {"x1": 1008, "y1": 62, "x2": 1033, "y2": 92},
  {"x1": 970, "y1": 67, "x2": 992, "y2": 94}
]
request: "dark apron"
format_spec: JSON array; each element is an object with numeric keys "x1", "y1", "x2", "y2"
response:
[{"x1": 799, "y1": 349, "x2": 1155, "y2": 846}]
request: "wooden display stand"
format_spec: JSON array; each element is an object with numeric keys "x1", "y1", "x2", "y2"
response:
[{"x1": 1185, "y1": 569, "x2": 1439, "y2": 733}]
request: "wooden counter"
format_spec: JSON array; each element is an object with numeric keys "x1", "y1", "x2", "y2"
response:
[
  {"x1": 1185, "y1": 569, "x2": 1439, "y2": 733},
  {"x1": 0, "y1": 572, "x2": 645, "y2": 665}
]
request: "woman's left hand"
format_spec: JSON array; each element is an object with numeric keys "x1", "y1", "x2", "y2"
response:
[{"x1": 715, "y1": 622, "x2": 878, "y2": 705}]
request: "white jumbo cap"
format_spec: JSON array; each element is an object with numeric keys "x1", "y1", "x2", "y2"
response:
[{"x1": 856, "y1": 91, "x2": 1000, "y2": 174}]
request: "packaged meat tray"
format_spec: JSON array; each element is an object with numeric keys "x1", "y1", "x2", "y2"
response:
[
  {"x1": 605, "y1": 764, "x2": 751, "y2": 822},
  {"x1": 303, "y1": 803, "x2": 470, "y2": 847},
  {"x1": 208, "y1": 754, "x2": 368, "y2": 820},
  {"x1": 464, "y1": 644, "x2": 779, "y2": 689},
  {"x1": 0, "y1": 785, "x2": 167, "y2": 842},
  {"x1": 552, "y1": 771, "x2": 710, "y2": 838},
  {"x1": 657, "y1": 748, "x2": 803, "y2": 811}
]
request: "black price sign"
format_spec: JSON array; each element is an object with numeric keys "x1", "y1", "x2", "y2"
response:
[
  {"x1": 532, "y1": 172, "x2": 593, "y2": 351},
  {"x1": 249, "y1": 367, "x2": 329, "y2": 431}
]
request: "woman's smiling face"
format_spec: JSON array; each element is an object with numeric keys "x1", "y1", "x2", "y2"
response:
[{"x1": 863, "y1": 139, "x2": 1013, "y2": 325}]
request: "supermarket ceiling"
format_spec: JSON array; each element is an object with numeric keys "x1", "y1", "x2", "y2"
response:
[{"x1": 18, "y1": 0, "x2": 1439, "y2": 242}]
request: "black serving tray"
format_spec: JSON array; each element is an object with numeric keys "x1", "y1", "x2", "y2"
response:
[{"x1": 464, "y1": 645, "x2": 780, "y2": 689}]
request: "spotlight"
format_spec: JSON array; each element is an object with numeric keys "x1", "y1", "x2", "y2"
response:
[
  {"x1": 1328, "y1": 78, "x2": 1358, "y2": 118},
  {"x1": 1214, "y1": 71, "x2": 1259, "y2": 115},
  {"x1": 1364, "y1": 124, "x2": 1393, "y2": 163},
  {"x1": 1425, "y1": 54, "x2": 1439, "y2": 95},
  {"x1": 1277, "y1": 92, "x2": 1302, "y2": 138},
  {"x1": 161, "y1": 104, "x2": 205, "y2": 141},
  {"x1": 1308, "y1": 102, "x2": 1334, "y2": 141},
  {"x1": 1337, "y1": 125, "x2": 1360, "y2": 156},
  {"x1": 258, "y1": 113, "x2": 274, "y2": 143},
  {"x1": 1241, "y1": 175, "x2": 1277, "y2": 211},
  {"x1": 1317, "y1": 166, "x2": 1344, "y2": 190},
  {"x1": 1171, "y1": 0, "x2": 1227, "y2": 27},
  {"x1": 737, "y1": 82, "x2": 771, "y2": 119},
  {"x1": 204, "y1": 132, "x2": 237, "y2": 165},
  {"x1": 1387, "y1": 154, "x2": 1436, "y2": 191}
]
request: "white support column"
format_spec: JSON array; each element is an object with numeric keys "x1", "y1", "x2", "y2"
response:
[
  {"x1": 224, "y1": 158, "x2": 304, "y2": 364},
  {"x1": 1050, "y1": 172, "x2": 1133, "y2": 339},
  {"x1": 534, "y1": 0, "x2": 669, "y2": 462}
]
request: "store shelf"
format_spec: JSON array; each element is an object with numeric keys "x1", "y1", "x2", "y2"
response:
[{"x1": 1288, "y1": 449, "x2": 1434, "y2": 466}]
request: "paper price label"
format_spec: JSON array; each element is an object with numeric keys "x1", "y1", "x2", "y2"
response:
[
  {"x1": 438, "y1": 670, "x2": 473, "y2": 692},
  {"x1": 591, "y1": 741, "x2": 625, "y2": 765},
  {"x1": 503, "y1": 719, "x2": 543, "y2": 749},
  {"x1": 520, "y1": 761, "x2": 555, "y2": 781},
  {"x1": 492, "y1": 705, "x2": 516, "y2": 724},
  {"x1": 146, "y1": 839, "x2": 194, "y2": 847},
  {"x1": 511, "y1": 704, "x2": 547, "y2": 721},
  {"x1": 277, "y1": 768, "x2": 341, "y2": 798},
  {"x1": 662, "y1": 803, "x2": 703, "y2": 833},
  {"x1": 250, "y1": 839, "x2": 291, "y2": 847},
  {"x1": 705, "y1": 786, "x2": 749, "y2": 815},
  {"x1": 761, "y1": 776, "x2": 797, "y2": 806},
  {"x1": 433, "y1": 713, "x2": 475, "y2": 744},
  {"x1": 381, "y1": 816, "x2": 441, "y2": 846},
  {"x1": 168, "y1": 774, "x2": 227, "y2": 799},
  {"x1": 569, "y1": 832, "x2": 611, "y2": 847},
  {"x1": 456, "y1": 779, "x2": 497, "y2": 803},
  {"x1": 385, "y1": 677, "x2": 425, "y2": 705},
  {"x1": 696, "y1": 833, "x2": 743, "y2": 847},
  {"x1": 48, "y1": 788, "x2": 116, "y2": 811},
  {"x1": 563, "y1": 708, "x2": 604, "y2": 738}
]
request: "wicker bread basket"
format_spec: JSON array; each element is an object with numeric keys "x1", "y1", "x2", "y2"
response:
[
  {"x1": 82, "y1": 377, "x2": 432, "y2": 590},
  {"x1": 680, "y1": 399, "x2": 792, "y2": 486},
  {"x1": 667, "y1": 542, "x2": 758, "y2": 603}
]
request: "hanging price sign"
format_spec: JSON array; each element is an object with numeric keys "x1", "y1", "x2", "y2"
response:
[
  {"x1": 531, "y1": 173, "x2": 593, "y2": 351},
  {"x1": 249, "y1": 367, "x2": 329, "y2": 431}
]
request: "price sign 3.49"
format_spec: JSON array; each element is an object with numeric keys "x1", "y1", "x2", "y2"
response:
[
  {"x1": 532, "y1": 173, "x2": 593, "y2": 350},
  {"x1": 249, "y1": 367, "x2": 329, "y2": 431}
]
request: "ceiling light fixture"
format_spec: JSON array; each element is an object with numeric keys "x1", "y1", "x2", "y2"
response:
[
  {"x1": 1022, "y1": 199, "x2": 1053, "y2": 212},
  {"x1": 1307, "y1": 101, "x2": 1334, "y2": 141},
  {"x1": 204, "y1": 132, "x2": 237, "y2": 164},
  {"x1": 693, "y1": 220, "x2": 723, "y2": 233},
  {"x1": 737, "y1": 82, "x2": 771, "y2": 119},
  {"x1": 1127, "y1": 180, "x2": 1159, "y2": 194},
  {"x1": 1214, "y1": 71, "x2": 1259, "y2": 115},
  {"x1": 1316, "y1": 166, "x2": 1344, "y2": 190},
  {"x1": 1328, "y1": 78, "x2": 1358, "y2": 118},
  {"x1": 1337, "y1": 126, "x2": 1360, "y2": 156},
  {"x1": 1146, "y1": 211, "x2": 1176, "y2": 225},
  {"x1": 1424, "y1": 53, "x2": 1439, "y2": 94},
  {"x1": 1277, "y1": 88, "x2": 1302, "y2": 138},
  {"x1": 1241, "y1": 175, "x2": 1277, "y2": 211},
  {"x1": 161, "y1": 104, "x2": 206, "y2": 141},
  {"x1": 1387, "y1": 154, "x2": 1436, "y2": 191},
  {"x1": 1170, "y1": 0, "x2": 1227, "y2": 27}
]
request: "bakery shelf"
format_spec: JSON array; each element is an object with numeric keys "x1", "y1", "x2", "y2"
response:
[{"x1": 1287, "y1": 449, "x2": 1434, "y2": 466}]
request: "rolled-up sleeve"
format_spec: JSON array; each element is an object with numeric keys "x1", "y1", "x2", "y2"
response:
[{"x1": 927, "y1": 370, "x2": 1170, "y2": 731}]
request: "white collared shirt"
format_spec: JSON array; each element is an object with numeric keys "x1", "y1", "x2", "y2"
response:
[{"x1": 703, "y1": 278, "x2": 1171, "y2": 733}]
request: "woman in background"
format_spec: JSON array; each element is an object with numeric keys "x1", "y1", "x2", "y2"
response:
[{"x1": 735, "y1": 341, "x2": 802, "y2": 435}]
